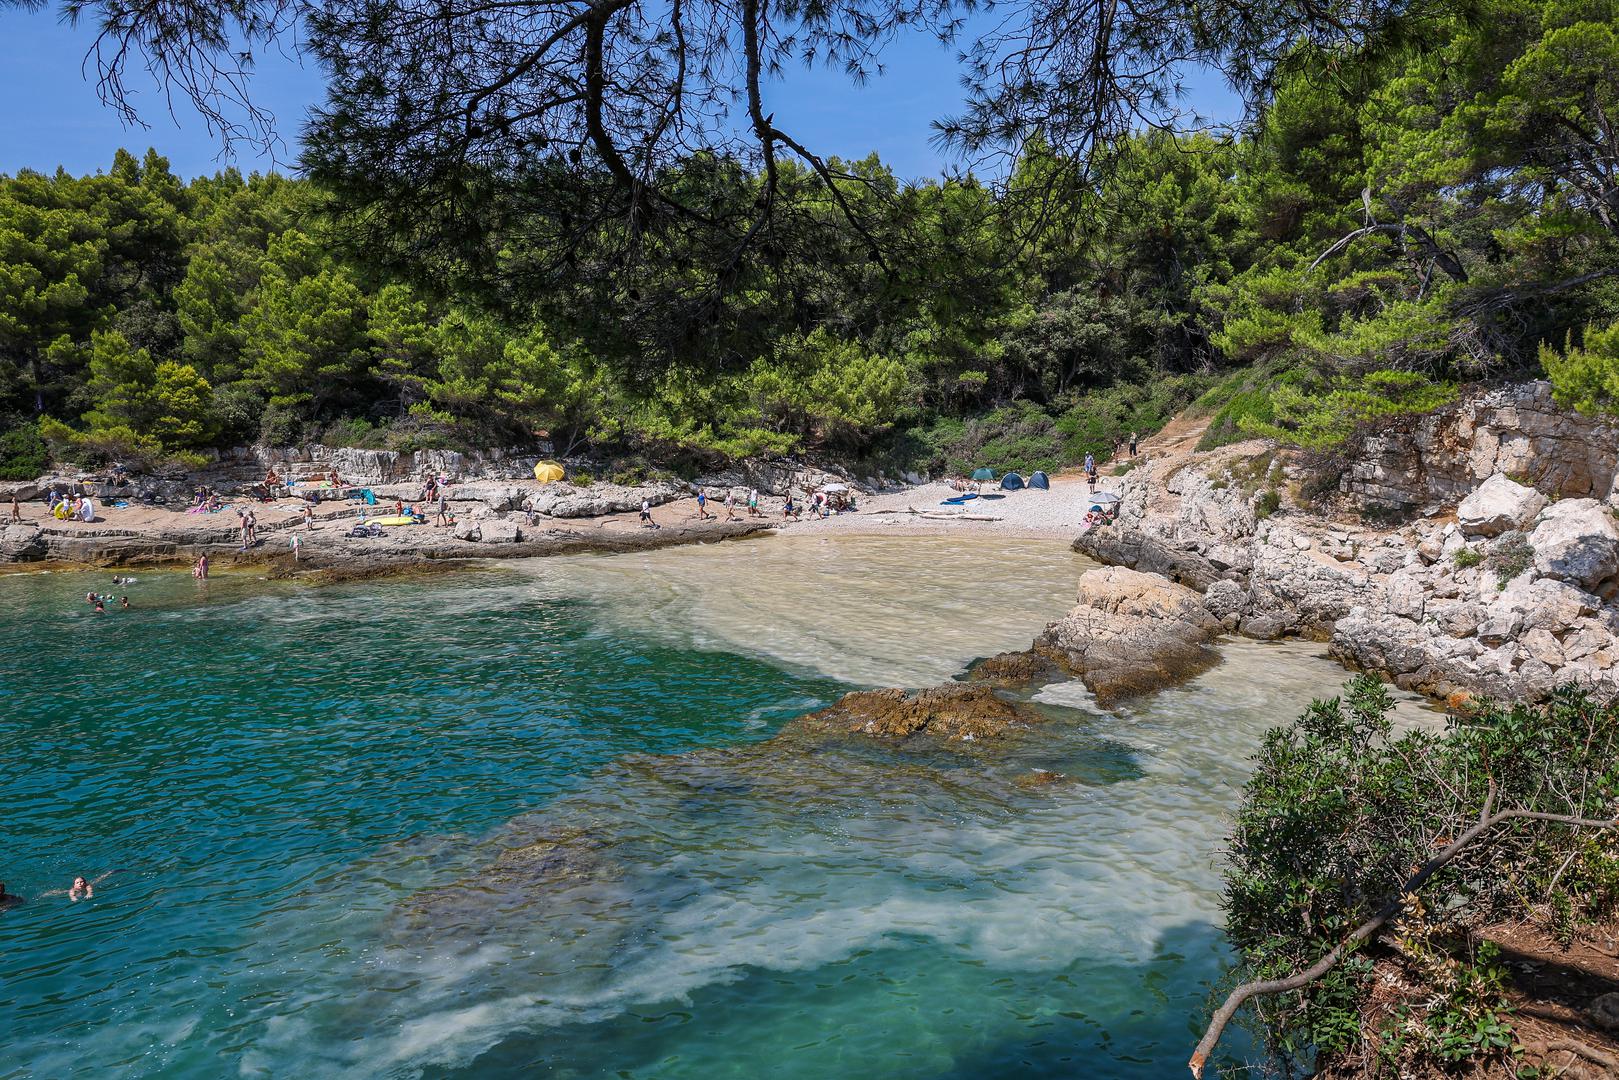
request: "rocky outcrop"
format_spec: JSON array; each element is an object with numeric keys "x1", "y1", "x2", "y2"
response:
[
  {"x1": 796, "y1": 684, "x2": 1045, "y2": 741},
  {"x1": 1035, "y1": 566, "x2": 1222, "y2": 702},
  {"x1": 1457, "y1": 474, "x2": 1547, "y2": 537},
  {"x1": 1076, "y1": 402, "x2": 1619, "y2": 703},
  {"x1": 0, "y1": 524, "x2": 46, "y2": 560},
  {"x1": 1340, "y1": 381, "x2": 1619, "y2": 514},
  {"x1": 1530, "y1": 499, "x2": 1619, "y2": 591}
]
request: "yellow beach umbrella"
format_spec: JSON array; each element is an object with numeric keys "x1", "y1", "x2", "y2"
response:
[{"x1": 533, "y1": 460, "x2": 565, "y2": 484}]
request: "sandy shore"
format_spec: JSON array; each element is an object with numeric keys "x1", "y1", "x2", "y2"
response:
[
  {"x1": 769, "y1": 474, "x2": 1107, "y2": 540},
  {"x1": 2, "y1": 469, "x2": 1120, "y2": 579}
]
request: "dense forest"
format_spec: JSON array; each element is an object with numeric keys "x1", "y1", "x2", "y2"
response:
[{"x1": 1, "y1": 0, "x2": 1615, "y2": 482}]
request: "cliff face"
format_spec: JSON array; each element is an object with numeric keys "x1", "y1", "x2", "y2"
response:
[{"x1": 1075, "y1": 383, "x2": 1619, "y2": 704}]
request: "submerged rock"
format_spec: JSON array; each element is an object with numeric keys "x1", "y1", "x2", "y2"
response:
[
  {"x1": 1037, "y1": 566, "x2": 1221, "y2": 704},
  {"x1": 797, "y1": 683, "x2": 1045, "y2": 741},
  {"x1": 965, "y1": 649, "x2": 1065, "y2": 687}
]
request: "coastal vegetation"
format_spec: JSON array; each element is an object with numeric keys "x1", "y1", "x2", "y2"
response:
[
  {"x1": 1198, "y1": 679, "x2": 1619, "y2": 1077},
  {"x1": 1, "y1": 0, "x2": 1616, "y2": 481}
]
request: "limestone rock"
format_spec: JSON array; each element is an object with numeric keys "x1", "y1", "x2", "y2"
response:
[
  {"x1": 1457, "y1": 473, "x2": 1548, "y2": 537},
  {"x1": 0, "y1": 523, "x2": 45, "y2": 561},
  {"x1": 527, "y1": 480, "x2": 687, "y2": 519},
  {"x1": 452, "y1": 518, "x2": 481, "y2": 541},
  {"x1": 1038, "y1": 566, "x2": 1221, "y2": 703},
  {"x1": 477, "y1": 518, "x2": 523, "y2": 543},
  {"x1": 1530, "y1": 498, "x2": 1619, "y2": 589}
]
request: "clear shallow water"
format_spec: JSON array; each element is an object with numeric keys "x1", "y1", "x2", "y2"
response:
[{"x1": 0, "y1": 537, "x2": 1413, "y2": 1078}]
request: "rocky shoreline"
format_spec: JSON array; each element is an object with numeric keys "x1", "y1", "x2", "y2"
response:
[{"x1": 1066, "y1": 382, "x2": 1619, "y2": 704}]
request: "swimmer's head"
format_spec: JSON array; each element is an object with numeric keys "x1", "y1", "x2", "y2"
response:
[{"x1": 72, "y1": 876, "x2": 87, "y2": 890}]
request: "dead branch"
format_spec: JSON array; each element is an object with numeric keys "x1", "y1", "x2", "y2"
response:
[
  {"x1": 1188, "y1": 804, "x2": 1619, "y2": 1078},
  {"x1": 1545, "y1": 1039, "x2": 1619, "y2": 1074}
]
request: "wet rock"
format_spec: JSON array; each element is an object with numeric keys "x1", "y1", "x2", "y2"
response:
[
  {"x1": 966, "y1": 649, "x2": 1064, "y2": 687},
  {"x1": 1457, "y1": 473, "x2": 1548, "y2": 538},
  {"x1": 1014, "y1": 768, "x2": 1074, "y2": 790},
  {"x1": 799, "y1": 684, "x2": 1045, "y2": 741},
  {"x1": 1531, "y1": 499, "x2": 1619, "y2": 590},
  {"x1": 1038, "y1": 566, "x2": 1221, "y2": 703}
]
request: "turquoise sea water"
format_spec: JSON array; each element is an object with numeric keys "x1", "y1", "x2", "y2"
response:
[{"x1": 0, "y1": 536, "x2": 1371, "y2": 1079}]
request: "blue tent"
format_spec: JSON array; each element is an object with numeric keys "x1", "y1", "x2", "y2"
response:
[
  {"x1": 1028, "y1": 471, "x2": 1051, "y2": 490},
  {"x1": 1000, "y1": 472, "x2": 1025, "y2": 490}
]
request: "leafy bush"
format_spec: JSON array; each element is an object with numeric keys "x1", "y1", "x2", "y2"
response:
[
  {"x1": 1543, "y1": 317, "x2": 1619, "y2": 416},
  {"x1": 570, "y1": 471, "x2": 595, "y2": 487},
  {"x1": 1453, "y1": 546, "x2": 1482, "y2": 569},
  {"x1": 1241, "y1": 369, "x2": 1457, "y2": 451},
  {"x1": 0, "y1": 419, "x2": 49, "y2": 481},
  {"x1": 1190, "y1": 360, "x2": 1292, "y2": 451},
  {"x1": 1221, "y1": 680, "x2": 1619, "y2": 1075},
  {"x1": 1254, "y1": 489, "x2": 1281, "y2": 518}
]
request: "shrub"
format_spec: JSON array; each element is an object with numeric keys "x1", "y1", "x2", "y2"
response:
[
  {"x1": 1543, "y1": 317, "x2": 1619, "y2": 416},
  {"x1": 570, "y1": 471, "x2": 595, "y2": 487},
  {"x1": 1487, "y1": 531, "x2": 1534, "y2": 587},
  {"x1": 1220, "y1": 681, "x2": 1619, "y2": 1075},
  {"x1": 1242, "y1": 369, "x2": 1457, "y2": 451},
  {"x1": 1254, "y1": 489, "x2": 1281, "y2": 518},
  {"x1": 0, "y1": 419, "x2": 49, "y2": 481},
  {"x1": 1453, "y1": 546, "x2": 1482, "y2": 569}
]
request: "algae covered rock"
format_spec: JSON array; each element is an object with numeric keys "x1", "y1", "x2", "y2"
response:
[{"x1": 798, "y1": 683, "x2": 1045, "y2": 741}]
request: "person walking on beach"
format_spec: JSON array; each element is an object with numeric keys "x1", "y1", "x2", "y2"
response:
[
  {"x1": 238, "y1": 509, "x2": 251, "y2": 551},
  {"x1": 247, "y1": 508, "x2": 259, "y2": 546},
  {"x1": 694, "y1": 490, "x2": 709, "y2": 520},
  {"x1": 436, "y1": 490, "x2": 451, "y2": 528},
  {"x1": 724, "y1": 488, "x2": 738, "y2": 520},
  {"x1": 1083, "y1": 452, "x2": 1095, "y2": 476},
  {"x1": 747, "y1": 488, "x2": 760, "y2": 517},
  {"x1": 640, "y1": 498, "x2": 658, "y2": 528},
  {"x1": 301, "y1": 502, "x2": 314, "y2": 529}
]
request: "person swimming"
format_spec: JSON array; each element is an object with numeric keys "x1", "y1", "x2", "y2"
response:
[
  {"x1": 0, "y1": 881, "x2": 21, "y2": 910},
  {"x1": 42, "y1": 872, "x2": 112, "y2": 901},
  {"x1": 120, "y1": 596, "x2": 129, "y2": 610}
]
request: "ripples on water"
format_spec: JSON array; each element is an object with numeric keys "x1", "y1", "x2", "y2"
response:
[{"x1": 0, "y1": 536, "x2": 1428, "y2": 1078}]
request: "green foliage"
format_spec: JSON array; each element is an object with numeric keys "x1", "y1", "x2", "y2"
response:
[
  {"x1": 0, "y1": 418, "x2": 48, "y2": 480},
  {"x1": 1544, "y1": 318, "x2": 1619, "y2": 416},
  {"x1": 1223, "y1": 681, "x2": 1619, "y2": 1073},
  {"x1": 1254, "y1": 489, "x2": 1281, "y2": 518},
  {"x1": 1453, "y1": 546, "x2": 1482, "y2": 568},
  {"x1": 1242, "y1": 369, "x2": 1457, "y2": 450},
  {"x1": 1488, "y1": 531, "x2": 1536, "y2": 586}
]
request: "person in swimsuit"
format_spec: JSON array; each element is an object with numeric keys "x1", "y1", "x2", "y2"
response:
[
  {"x1": 120, "y1": 596, "x2": 129, "y2": 609},
  {"x1": 0, "y1": 882, "x2": 21, "y2": 911},
  {"x1": 42, "y1": 872, "x2": 113, "y2": 901},
  {"x1": 194, "y1": 554, "x2": 209, "y2": 580},
  {"x1": 435, "y1": 491, "x2": 451, "y2": 528},
  {"x1": 8, "y1": 493, "x2": 19, "y2": 523}
]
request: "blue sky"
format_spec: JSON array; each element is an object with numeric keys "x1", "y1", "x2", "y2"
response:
[{"x1": 0, "y1": 6, "x2": 1240, "y2": 182}]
